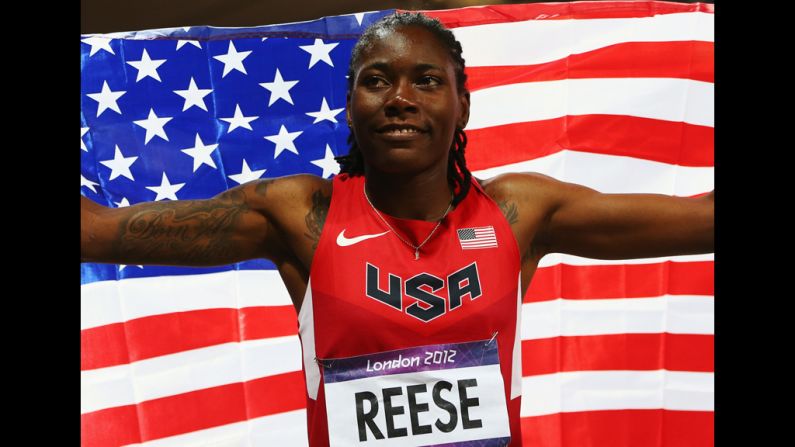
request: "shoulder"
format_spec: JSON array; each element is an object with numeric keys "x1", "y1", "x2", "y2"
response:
[
  {"x1": 477, "y1": 172, "x2": 582, "y2": 237},
  {"x1": 478, "y1": 172, "x2": 563, "y2": 204},
  {"x1": 239, "y1": 174, "x2": 331, "y2": 205},
  {"x1": 261, "y1": 173, "x2": 332, "y2": 196},
  {"x1": 219, "y1": 174, "x2": 331, "y2": 223}
]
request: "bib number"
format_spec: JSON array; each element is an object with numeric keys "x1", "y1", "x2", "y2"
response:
[{"x1": 322, "y1": 339, "x2": 510, "y2": 446}]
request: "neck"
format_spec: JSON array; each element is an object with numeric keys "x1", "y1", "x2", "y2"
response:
[{"x1": 364, "y1": 167, "x2": 454, "y2": 221}]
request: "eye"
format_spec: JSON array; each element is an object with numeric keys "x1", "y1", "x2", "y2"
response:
[
  {"x1": 416, "y1": 76, "x2": 441, "y2": 87},
  {"x1": 362, "y1": 76, "x2": 388, "y2": 88}
]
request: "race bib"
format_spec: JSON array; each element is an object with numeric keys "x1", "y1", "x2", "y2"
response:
[{"x1": 322, "y1": 339, "x2": 510, "y2": 446}]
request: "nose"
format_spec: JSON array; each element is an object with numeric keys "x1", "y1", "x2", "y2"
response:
[{"x1": 384, "y1": 81, "x2": 418, "y2": 116}]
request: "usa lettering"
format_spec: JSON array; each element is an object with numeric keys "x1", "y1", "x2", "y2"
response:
[
  {"x1": 366, "y1": 262, "x2": 483, "y2": 322},
  {"x1": 354, "y1": 379, "x2": 483, "y2": 441}
]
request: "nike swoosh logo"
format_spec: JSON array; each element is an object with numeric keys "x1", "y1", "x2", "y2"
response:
[{"x1": 336, "y1": 229, "x2": 389, "y2": 247}]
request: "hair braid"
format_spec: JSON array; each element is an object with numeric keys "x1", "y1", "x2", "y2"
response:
[{"x1": 448, "y1": 128, "x2": 470, "y2": 207}]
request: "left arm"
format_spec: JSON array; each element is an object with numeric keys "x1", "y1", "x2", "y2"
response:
[{"x1": 487, "y1": 173, "x2": 714, "y2": 260}]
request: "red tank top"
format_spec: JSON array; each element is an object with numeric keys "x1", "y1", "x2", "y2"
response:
[{"x1": 298, "y1": 174, "x2": 523, "y2": 446}]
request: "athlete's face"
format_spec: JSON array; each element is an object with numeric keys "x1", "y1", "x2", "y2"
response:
[{"x1": 347, "y1": 26, "x2": 470, "y2": 175}]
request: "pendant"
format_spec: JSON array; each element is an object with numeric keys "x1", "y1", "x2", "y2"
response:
[{"x1": 414, "y1": 249, "x2": 420, "y2": 260}]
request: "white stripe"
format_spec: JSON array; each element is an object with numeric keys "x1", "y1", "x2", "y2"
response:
[
  {"x1": 520, "y1": 370, "x2": 713, "y2": 417},
  {"x1": 521, "y1": 295, "x2": 714, "y2": 341},
  {"x1": 81, "y1": 270, "x2": 291, "y2": 330},
  {"x1": 455, "y1": 12, "x2": 713, "y2": 67},
  {"x1": 538, "y1": 252, "x2": 713, "y2": 267},
  {"x1": 81, "y1": 335, "x2": 302, "y2": 414},
  {"x1": 511, "y1": 273, "x2": 523, "y2": 399},
  {"x1": 122, "y1": 409, "x2": 309, "y2": 447},
  {"x1": 473, "y1": 149, "x2": 714, "y2": 196},
  {"x1": 298, "y1": 278, "x2": 321, "y2": 400},
  {"x1": 467, "y1": 78, "x2": 713, "y2": 130}
]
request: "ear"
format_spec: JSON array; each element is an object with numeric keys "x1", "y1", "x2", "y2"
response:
[
  {"x1": 457, "y1": 91, "x2": 470, "y2": 130},
  {"x1": 346, "y1": 93, "x2": 353, "y2": 128}
]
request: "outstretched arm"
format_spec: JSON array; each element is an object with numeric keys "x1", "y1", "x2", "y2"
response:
[
  {"x1": 81, "y1": 175, "x2": 325, "y2": 266},
  {"x1": 488, "y1": 173, "x2": 713, "y2": 260}
]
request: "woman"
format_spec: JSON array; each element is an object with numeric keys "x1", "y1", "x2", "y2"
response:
[{"x1": 81, "y1": 12, "x2": 713, "y2": 447}]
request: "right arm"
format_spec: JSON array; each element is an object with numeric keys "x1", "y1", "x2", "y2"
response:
[{"x1": 81, "y1": 176, "x2": 318, "y2": 267}]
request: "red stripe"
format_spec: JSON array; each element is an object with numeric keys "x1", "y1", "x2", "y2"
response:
[
  {"x1": 525, "y1": 261, "x2": 714, "y2": 302},
  {"x1": 419, "y1": 2, "x2": 713, "y2": 28},
  {"x1": 81, "y1": 305, "x2": 298, "y2": 371},
  {"x1": 467, "y1": 115, "x2": 714, "y2": 171},
  {"x1": 466, "y1": 41, "x2": 714, "y2": 91},
  {"x1": 82, "y1": 405, "x2": 142, "y2": 447},
  {"x1": 522, "y1": 333, "x2": 714, "y2": 376},
  {"x1": 81, "y1": 371, "x2": 306, "y2": 447},
  {"x1": 520, "y1": 409, "x2": 713, "y2": 447}
]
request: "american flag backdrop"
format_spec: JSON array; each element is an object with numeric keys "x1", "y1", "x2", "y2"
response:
[{"x1": 80, "y1": 2, "x2": 714, "y2": 446}]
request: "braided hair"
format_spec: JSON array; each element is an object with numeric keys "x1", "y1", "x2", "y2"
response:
[{"x1": 335, "y1": 12, "x2": 473, "y2": 206}]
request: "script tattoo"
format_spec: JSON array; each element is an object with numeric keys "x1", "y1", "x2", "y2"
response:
[
  {"x1": 117, "y1": 189, "x2": 248, "y2": 264},
  {"x1": 497, "y1": 200, "x2": 519, "y2": 225},
  {"x1": 305, "y1": 189, "x2": 330, "y2": 249}
]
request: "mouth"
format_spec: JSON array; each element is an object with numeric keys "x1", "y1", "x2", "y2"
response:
[{"x1": 376, "y1": 124, "x2": 428, "y2": 140}]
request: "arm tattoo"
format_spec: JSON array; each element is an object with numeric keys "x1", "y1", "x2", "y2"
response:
[
  {"x1": 255, "y1": 180, "x2": 270, "y2": 197},
  {"x1": 304, "y1": 189, "x2": 330, "y2": 249},
  {"x1": 497, "y1": 200, "x2": 519, "y2": 225},
  {"x1": 116, "y1": 189, "x2": 248, "y2": 264}
]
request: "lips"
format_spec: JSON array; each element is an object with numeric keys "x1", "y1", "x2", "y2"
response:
[
  {"x1": 376, "y1": 123, "x2": 427, "y2": 139},
  {"x1": 376, "y1": 124, "x2": 425, "y2": 135}
]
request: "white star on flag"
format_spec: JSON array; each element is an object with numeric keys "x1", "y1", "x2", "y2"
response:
[
  {"x1": 311, "y1": 144, "x2": 341, "y2": 178},
  {"x1": 176, "y1": 40, "x2": 202, "y2": 50},
  {"x1": 99, "y1": 145, "x2": 138, "y2": 181},
  {"x1": 173, "y1": 77, "x2": 213, "y2": 111},
  {"x1": 306, "y1": 97, "x2": 344, "y2": 124},
  {"x1": 81, "y1": 36, "x2": 115, "y2": 56},
  {"x1": 299, "y1": 39, "x2": 339, "y2": 69},
  {"x1": 228, "y1": 159, "x2": 267, "y2": 185},
  {"x1": 220, "y1": 104, "x2": 258, "y2": 132},
  {"x1": 119, "y1": 264, "x2": 144, "y2": 270},
  {"x1": 81, "y1": 175, "x2": 99, "y2": 193},
  {"x1": 126, "y1": 49, "x2": 167, "y2": 82},
  {"x1": 146, "y1": 172, "x2": 185, "y2": 201},
  {"x1": 86, "y1": 81, "x2": 126, "y2": 117},
  {"x1": 115, "y1": 197, "x2": 131, "y2": 208},
  {"x1": 134, "y1": 108, "x2": 173, "y2": 144},
  {"x1": 264, "y1": 125, "x2": 303, "y2": 158},
  {"x1": 213, "y1": 41, "x2": 252, "y2": 77},
  {"x1": 352, "y1": 12, "x2": 368, "y2": 26},
  {"x1": 181, "y1": 134, "x2": 219, "y2": 172},
  {"x1": 259, "y1": 69, "x2": 299, "y2": 106},
  {"x1": 81, "y1": 127, "x2": 89, "y2": 151}
]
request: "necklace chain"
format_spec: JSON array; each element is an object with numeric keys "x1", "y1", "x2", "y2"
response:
[{"x1": 364, "y1": 187, "x2": 454, "y2": 260}]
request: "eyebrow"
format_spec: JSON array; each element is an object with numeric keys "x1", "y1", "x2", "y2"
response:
[{"x1": 360, "y1": 62, "x2": 445, "y2": 72}]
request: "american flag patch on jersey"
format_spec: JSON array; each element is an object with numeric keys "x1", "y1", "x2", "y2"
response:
[{"x1": 457, "y1": 226, "x2": 498, "y2": 250}]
